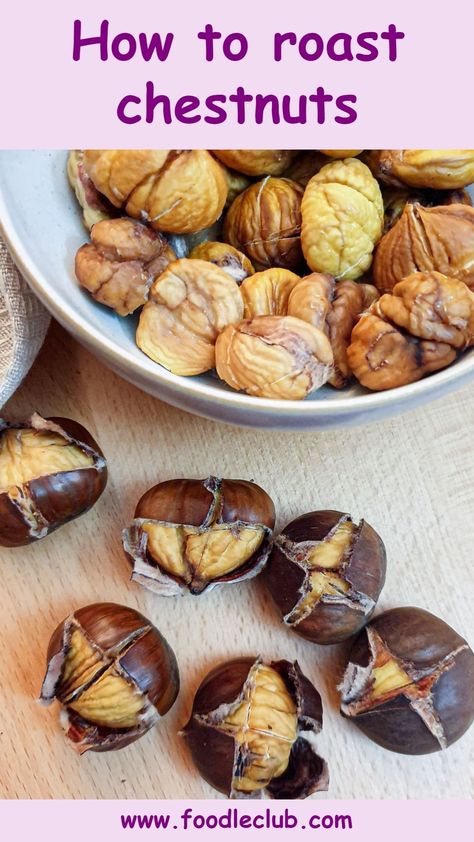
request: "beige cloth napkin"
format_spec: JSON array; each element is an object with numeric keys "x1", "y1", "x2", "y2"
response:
[{"x1": 0, "y1": 238, "x2": 50, "y2": 408}]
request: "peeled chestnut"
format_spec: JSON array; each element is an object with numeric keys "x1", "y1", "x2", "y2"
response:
[
  {"x1": 263, "y1": 511, "x2": 386, "y2": 645},
  {"x1": 339, "y1": 607, "x2": 474, "y2": 754},
  {"x1": 224, "y1": 177, "x2": 304, "y2": 271},
  {"x1": 0, "y1": 414, "x2": 107, "y2": 547},
  {"x1": 123, "y1": 476, "x2": 276, "y2": 596},
  {"x1": 40, "y1": 603, "x2": 179, "y2": 753},
  {"x1": 182, "y1": 656, "x2": 328, "y2": 799}
]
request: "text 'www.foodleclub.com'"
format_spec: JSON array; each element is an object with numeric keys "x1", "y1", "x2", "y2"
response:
[{"x1": 120, "y1": 807, "x2": 353, "y2": 831}]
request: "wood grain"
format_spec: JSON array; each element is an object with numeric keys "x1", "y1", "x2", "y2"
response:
[{"x1": 0, "y1": 321, "x2": 473, "y2": 799}]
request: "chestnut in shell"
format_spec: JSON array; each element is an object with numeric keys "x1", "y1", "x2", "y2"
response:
[
  {"x1": 263, "y1": 511, "x2": 386, "y2": 645},
  {"x1": 123, "y1": 476, "x2": 275, "y2": 596},
  {"x1": 339, "y1": 607, "x2": 474, "y2": 754},
  {"x1": 182, "y1": 656, "x2": 328, "y2": 799},
  {"x1": 0, "y1": 413, "x2": 107, "y2": 547},
  {"x1": 40, "y1": 603, "x2": 179, "y2": 753}
]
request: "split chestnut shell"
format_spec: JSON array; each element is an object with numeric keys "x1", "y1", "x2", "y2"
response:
[
  {"x1": 263, "y1": 511, "x2": 387, "y2": 644},
  {"x1": 339, "y1": 607, "x2": 474, "y2": 754},
  {"x1": 0, "y1": 413, "x2": 107, "y2": 547},
  {"x1": 182, "y1": 656, "x2": 328, "y2": 799},
  {"x1": 40, "y1": 603, "x2": 179, "y2": 753},
  {"x1": 123, "y1": 476, "x2": 276, "y2": 596}
]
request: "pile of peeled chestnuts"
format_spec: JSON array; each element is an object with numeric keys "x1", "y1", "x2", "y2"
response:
[
  {"x1": 69, "y1": 148, "x2": 474, "y2": 399},
  {"x1": 1, "y1": 415, "x2": 473, "y2": 798}
]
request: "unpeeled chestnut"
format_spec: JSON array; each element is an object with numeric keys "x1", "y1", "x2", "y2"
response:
[
  {"x1": 0, "y1": 413, "x2": 107, "y2": 547},
  {"x1": 182, "y1": 656, "x2": 328, "y2": 799},
  {"x1": 123, "y1": 476, "x2": 275, "y2": 596},
  {"x1": 40, "y1": 603, "x2": 179, "y2": 753},
  {"x1": 263, "y1": 511, "x2": 386, "y2": 644},
  {"x1": 339, "y1": 607, "x2": 474, "y2": 754}
]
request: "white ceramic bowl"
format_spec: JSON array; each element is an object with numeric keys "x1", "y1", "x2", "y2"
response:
[{"x1": 0, "y1": 150, "x2": 473, "y2": 430}]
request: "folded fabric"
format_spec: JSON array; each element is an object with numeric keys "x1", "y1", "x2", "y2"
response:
[{"x1": 0, "y1": 238, "x2": 50, "y2": 407}]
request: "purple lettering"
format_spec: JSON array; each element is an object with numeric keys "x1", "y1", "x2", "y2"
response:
[
  {"x1": 139, "y1": 31, "x2": 174, "y2": 62},
  {"x1": 117, "y1": 94, "x2": 141, "y2": 124},
  {"x1": 222, "y1": 32, "x2": 248, "y2": 61},
  {"x1": 327, "y1": 32, "x2": 353, "y2": 61},
  {"x1": 229, "y1": 86, "x2": 253, "y2": 123},
  {"x1": 145, "y1": 82, "x2": 172, "y2": 124},
  {"x1": 175, "y1": 96, "x2": 201, "y2": 123},
  {"x1": 111, "y1": 33, "x2": 136, "y2": 61},
  {"x1": 255, "y1": 94, "x2": 280, "y2": 124},
  {"x1": 73, "y1": 19, "x2": 109, "y2": 61},
  {"x1": 356, "y1": 32, "x2": 379, "y2": 61},
  {"x1": 335, "y1": 94, "x2": 358, "y2": 124},
  {"x1": 309, "y1": 86, "x2": 333, "y2": 123},
  {"x1": 274, "y1": 31, "x2": 297, "y2": 61},
  {"x1": 381, "y1": 24, "x2": 405, "y2": 60},
  {"x1": 204, "y1": 94, "x2": 227, "y2": 124},
  {"x1": 197, "y1": 23, "x2": 222, "y2": 61},
  {"x1": 285, "y1": 810, "x2": 298, "y2": 829},
  {"x1": 299, "y1": 32, "x2": 324, "y2": 60},
  {"x1": 282, "y1": 94, "x2": 307, "y2": 123}
]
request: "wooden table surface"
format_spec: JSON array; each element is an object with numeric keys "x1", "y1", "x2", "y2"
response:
[{"x1": 1, "y1": 321, "x2": 473, "y2": 800}]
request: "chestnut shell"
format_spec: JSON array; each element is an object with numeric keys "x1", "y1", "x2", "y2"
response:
[
  {"x1": 135, "y1": 477, "x2": 275, "y2": 530},
  {"x1": 340, "y1": 607, "x2": 474, "y2": 754},
  {"x1": 182, "y1": 656, "x2": 328, "y2": 799},
  {"x1": 41, "y1": 602, "x2": 179, "y2": 753},
  {"x1": 0, "y1": 415, "x2": 107, "y2": 547},
  {"x1": 124, "y1": 476, "x2": 276, "y2": 595},
  {"x1": 263, "y1": 510, "x2": 387, "y2": 645}
]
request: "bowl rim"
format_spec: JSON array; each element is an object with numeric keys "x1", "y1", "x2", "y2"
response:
[{"x1": 1, "y1": 164, "x2": 473, "y2": 419}]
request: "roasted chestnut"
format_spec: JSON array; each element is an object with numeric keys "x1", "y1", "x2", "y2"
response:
[
  {"x1": 40, "y1": 603, "x2": 179, "y2": 753},
  {"x1": 224, "y1": 177, "x2": 304, "y2": 271},
  {"x1": 0, "y1": 414, "x2": 107, "y2": 547},
  {"x1": 263, "y1": 511, "x2": 386, "y2": 645},
  {"x1": 339, "y1": 607, "x2": 474, "y2": 754},
  {"x1": 181, "y1": 656, "x2": 328, "y2": 799},
  {"x1": 123, "y1": 476, "x2": 275, "y2": 596}
]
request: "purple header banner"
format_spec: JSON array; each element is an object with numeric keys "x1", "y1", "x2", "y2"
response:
[{"x1": 1, "y1": 0, "x2": 472, "y2": 146}]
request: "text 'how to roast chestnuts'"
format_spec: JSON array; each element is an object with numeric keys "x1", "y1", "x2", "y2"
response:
[{"x1": 40, "y1": 603, "x2": 179, "y2": 753}]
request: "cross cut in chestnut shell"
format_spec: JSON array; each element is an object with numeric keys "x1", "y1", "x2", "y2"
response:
[
  {"x1": 263, "y1": 510, "x2": 386, "y2": 645},
  {"x1": 339, "y1": 607, "x2": 474, "y2": 754},
  {"x1": 181, "y1": 656, "x2": 328, "y2": 799},
  {"x1": 40, "y1": 602, "x2": 180, "y2": 753},
  {"x1": 0, "y1": 414, "x2": 107, "y2": 547},
  {"x1": 123, "y1": 476, "x2": 276, "y2": 596}
]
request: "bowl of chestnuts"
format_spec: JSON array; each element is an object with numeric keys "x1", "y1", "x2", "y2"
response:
[{"x1": 1, "y1": 149, "x2": 474, "y2": 429}]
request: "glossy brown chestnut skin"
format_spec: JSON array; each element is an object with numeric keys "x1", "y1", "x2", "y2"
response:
[
  {"x1": 263, "y1": 511, "x2": 387, "y2": 645},
  {"x1": 40, "y1": 603, "x2": 179, "y2": 753},
  {"x1": 123, "y1": 476, "x2": 276, "y2": 596},
  {"x1": 339, "y1": 607, "x2": 474, "y2": 754},
  {"x1": 0, "y1": 414, "x2": 107, "y2": 547},
  {"x1": 181, "y1": 656, "x2": 329, "y2": 799}
]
